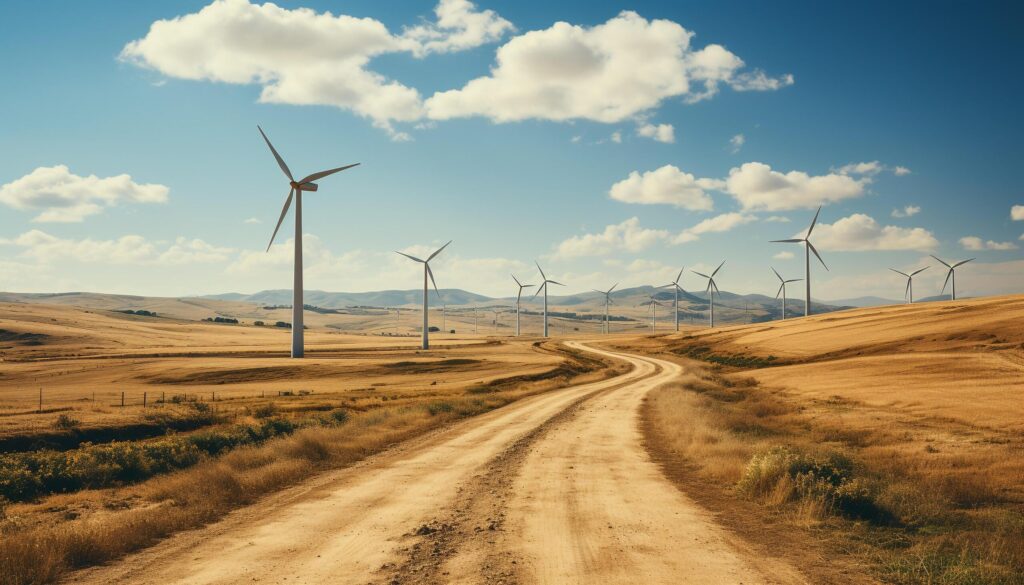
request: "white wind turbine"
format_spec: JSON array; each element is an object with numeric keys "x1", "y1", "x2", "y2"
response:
[
  {"x1": 511, "y1": 274, "x2": 535, "y2": 337},
  {"x1": 592, "y1": 283, "x2": 618, "y2": 334},
  {"x1": 771, "y1": 205, "x2": 828, "y2": 317},
  {"x1": 931, "y1": 255, "x2": 974, "y2": 301},
  {"x1": 771, "y1": 267, "x2": 802, "y2": 320},
  {"x1": 259, "y1": 126, "x2": 359, "y2": 358},
  {"x1": 661, "y1": 267, "x2": 686, "y2": 331},
  {"x1": 533, "y1": 262, "x2": 564, "y2": 337},
  {"x1": 889, "y1": 266, "x2": 929, "y2": 304},
  {"x1": 692, "y1": 261, "x2": 725, "y2": 328},
  {"x1": 640, "y1": 295, "x2": 667, "y2": 333},
  {"x1": 396, "y1": 241, "x2": 451, "y2": 350}
]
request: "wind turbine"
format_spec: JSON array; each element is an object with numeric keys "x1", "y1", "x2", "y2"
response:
[
  {"x1": 511, "y1": 274, "x2": 535, "y2": 336},
  {"x1": 772, "y1": 205, "x2": 828, "y2": 317},
  {"x1": 930, "y1": 255, "x2": 974, "y2": 301},
  {"x1": 396, "y1": 241, "x2": 451, "y2": 350},
  {"x1": 889, "y1": 267, "x2": 929, "y2": 304},
  {"x1": 533, "y1": 262, "x2": 565, "y2": 337},
  {"x1": 661, "y1": 267, "x2": 686, "y2": 331},
  {"x1": 640, "y1": 295, "x2": 667, "y2": 333},
  {"x1": 771, "y1": 267, "x2": 802, "y2": 320},
  {"x1": 258, "y1": 126, "x2": 359, "y2": 358},
  {"x1": 692, "y1": 261, "x2": 725, "y2": 328},
  {"x1": 592, "y1": 283, "x2": 618, "y2": 334}
]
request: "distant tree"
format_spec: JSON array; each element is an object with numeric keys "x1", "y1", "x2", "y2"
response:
[{"x1": 253, "y1": 321, "x2": 265, "y2": 326}]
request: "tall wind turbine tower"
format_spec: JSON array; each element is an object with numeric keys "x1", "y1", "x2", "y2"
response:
[
  {"x1": 692, "y1": 261, "x2": 725, "y2": 328},
  {"x1": 640, "y1": 295, "x2": 667, "y2": 332},
  {"x1": 772, "y1": 206, "x2": 828, "y2": 317},
  {"x1": 511, "y1": 274, "x2": 535, "y2": 336},
  {"x1": 889, "y1": 267, "x2": 929, "y2": 304},
  {"x1": 771, "y1": 267, "x2": 802, "y2": 320},
  {"x1": 533, "y1": 262, "x2": 564, "y2": 337},
  {"x1": 258, "y1": 126, "x2": 359, "y2": 358},
  {"x1": 396, "y1": 241, "x2": 451, "y2": 350},
  {"x1": 661, "y1": 268, "x2": 686, "y2": 331},
  {"x1": 592, "y1": 284, "x2": 618, "y2": 334},
  {"x1": 931, "y1": 255, "x2": 974, "y2": 301}
]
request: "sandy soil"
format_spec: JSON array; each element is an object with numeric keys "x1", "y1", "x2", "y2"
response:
[{"x1": 65, "y1": 342, "x2": 802, "y2": 585}]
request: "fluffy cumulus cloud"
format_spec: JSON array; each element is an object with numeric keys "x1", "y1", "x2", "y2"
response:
[
  {"x1": 1, "y1": 230, "x2": 234, "y2": 265},
  {"x1": 609, "y1": 165, "x2": 717, "y2": 210},
  {"x1": 0, "y1": 165, "x2": 168, "y2": 223},
  {"x1": 891, "y1": 205, "x2": 921, "y2": 218},
  {"x1": 637, "y1": 122, "x2": 675, "y2": 143},
  {"x1": 672, "y1": 212, "x2": 755, "y2": 244},
  {"x1": 425, "y1": 11, "x2": 791, "y2": 123},
  {"x1": 552, "y1": 217, "x2": 669, "y2": 258},
  {"x1": 402, "y1": 0, "x2": 513, "y2": 57},
  {"x1": 729, "y1": 134, "x2": 745, "y2": 153},
  {"x1": 959, "y1": 236, "x2": 1018, "y2": 251},
  {"x1": 809, "y1": 214, "x2": 938, "y2": 252},
  {"x1": 121, "y1": 0, "x2": 509, "y2": 139},
  {"x1": 773, "y1": 250, "x2": 794, "y2": 260},
  {"x1": 158, "y1": 237, "x2": 236, "y2": 264},
  {"x1": 1012, "y1": 205, "x2": 1024, "y2": 221},
  {"x1": 724, "y1": 162, "x2": 865, "y2": 211}
]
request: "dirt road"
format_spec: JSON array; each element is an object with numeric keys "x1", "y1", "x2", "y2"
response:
[{"x1": 69, "y1": 342, "x2": 804, "y2": 585}]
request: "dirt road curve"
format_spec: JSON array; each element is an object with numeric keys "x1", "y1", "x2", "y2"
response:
[{"x1": 69, "y1": 342, "x2": 804, "y2": 585}]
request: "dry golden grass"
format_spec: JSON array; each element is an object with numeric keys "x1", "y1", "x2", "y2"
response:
[{"x1": 636, "y1": 296, "x2": 1024, "y2": 585}]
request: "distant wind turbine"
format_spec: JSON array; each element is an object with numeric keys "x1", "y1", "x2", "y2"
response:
[
  {"x1": 692, "y1": 261, "x2": 725, "y2": 328},
  {"x1": 771, "y1": 267, "x2": 802, "y2": 320},
  {"x1": 661, "y1": 267, "x2": 686, "y2": 331},
  {"x1": 533, "y1": 262, "x2": 565, "y2": 337},
  {"x1": 930, "y1": 255, "x2": 974, "y2": 301},
  {"x1": 889, "y1": 267, "x2": 929, "y2": 304},
  {"x1": 396, "y1": 241, "x2": 451, "y2": 350},
  {"x1": 258, "y1": 125, "x2": 359, "y2": 358},
  {"x1": 592, "y1": 283, "x2": 618, "y2": 334},
  {"x1": 511, "y1": 274, "x2": 535, "y2": 336},
  {"x1": 640, "y1": 295, "x2": 667, "y2": 333},
  {"x1": 772, "y1": 205, "x2": 828, "y2": 317}
]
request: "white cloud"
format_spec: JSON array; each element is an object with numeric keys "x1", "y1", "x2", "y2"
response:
[
  {"x1": 121, "y1": 0, "x2": 510, "y2": 139},
  {"x1": 1011, "y1": 205, "x2": 1024, "y2": 221},
  {"x1": 570, "y1": 135, "x2": 582, "y2": 143},
  {"x1": 729, "y1": 133, "x2": 745, "y2": 154},
  {"x1": 836, "y1": 161, "x2": 911, "y2": 178},
  {"x1": 893, "y1": 166, "x2": 911, "y2": 176},
  {"x1": 159, "y1": 237, "x2": 236, "y2": 264},
  {"x1": 3, "y1": 230, "x2": 158, "y2": 264},
  {"x1": 725, "y1": 162, "x2": 865, "y2": 211},
  {"x1": 765, "y1": 215, "x2": 790, "y2": 223},
  {"x1": 244, "y1": 217, "x2": 262, "y2": 224},
  {"x1": 424, "y1": 11, "x2": 791, "y2": 123},
  {"x1": 891, "y1": 205, "x2": 921, "y2": 218},
  {"x1": 610, "y1": 131, "x2": 623, "y2": 144},
  {"x1": 773, "y1": 251, "x2": 794, "y2": 260},
  {"x1": 609, "y1": 165, "x2": 716, "y2": 210},
  {"x1": 552, "y1": 217, "x2": 669, "y2": 258},
  {"x1": 0, "y1": 165, "x2": 168, "y2": 223},
  {"x1": 809, "y1": 213, "x2": 938, "y2": 252},
  {"x1": 637, "y1": 123, "x2": 675, "y2": 143},
  {"x1": 672, "y1": 212, "x2": 755, "y2": 244},
  {"x1": 402, "y1": 0, "x2": 513, "y2": 57},
  {"x1": 959, "y1": 236, "x2": 1018, "y2": 251}
]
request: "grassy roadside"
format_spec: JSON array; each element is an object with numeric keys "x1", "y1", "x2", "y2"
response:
[
  {"x1": 0, "y1": 341, "x2": 621, "y2": 585},
  {"x1": 640, "y1": 353, "x2": 1023, "y2": 585}
]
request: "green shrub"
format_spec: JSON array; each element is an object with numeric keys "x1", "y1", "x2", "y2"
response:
[
  {"x1": 427, "y1": 401, "x2": 454, "y2": 416},
  {"x1": 52, "y1": 414, "x2": 81, "y2": 430}
]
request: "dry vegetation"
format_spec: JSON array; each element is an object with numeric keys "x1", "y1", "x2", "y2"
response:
[
  {"x1": 635, "y1": 296, "x2": 1024, "y2": 585},
  {"x1": 0, "y1": 302, "x2": 617, "y2": 585}
]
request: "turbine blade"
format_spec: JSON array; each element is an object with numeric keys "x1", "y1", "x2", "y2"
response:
[
  {"x1": 910, "y1": 266, "x2": 929, "y2": 276},
  {"x1": 427, "y1": 265, "x2": 441, "y2": 298},
  {"x1": 806, "y1": 205, "x2": 822, "y2": 237},
  {"x1": 712, "y1": 260, "x2": 726, "y2": 277},
  {"x1": 786, "y1": 278, "x2": 803, "y2": 283},
  {"x1": 428, "y1": 240, "x2": 452, "y2": 261},
  {"x1": 535, "y1": 261, "x2": 547, "y2": 281},
  {"x1": 807, "y1": 241, "x2": 829, "y2": 271},
  {"x1": 712, "y1": 281, "x2": 720, "y2": 295},
  {"x1": 692, "y1": 271, "x2": 709, "y2": 279},
  {"x1": 776, "y1": 283, "x2": 784, "y2": 299},
  {"x1": 930, "y1": 254, "x2": 951, "y2": 268},
  {"x1": 549, "y1": 280, "x2": 565, "y2": 286},
  {"x1": 771, "y1": 239, "x2": 804, "y2": 243},
  {"x1": 266, "y1": 188, "x2": 294, "y2": 252},
  {"x1": 609, "y1": 283, "x2": 618, "y2": 294},
  {"x1": 771, "y1": 266, "x2": 782, "y2": 282},
  {"x1": 257, "y1": 125, "x2": 293, "y2": 181},
  {"x1": 532, "y1": 282, "x2": 545, "y2": 299},
  {"x1": 592, "y1": 289, "x2": 604, "y2": 294},
  {"x1": 512, "y1": 273, "x2": 522, "y2": 287},
  {"x1": 675, "y1": 267, "x2": 684, "y2": 284},
  {"x1": 889, "y1": 268, "x2": 909, "y2": 277},
  {"x1": 941, "y1": 268, "x2": 953, "y2": 294},
  {"x1": 395, "y1": 251, "x2": 425, "y2": 263},
  {"x1": 299, "y1": 163, "x2": 360, "y2": 185},
  {"x1": 953, "y1": 258, "x2": 975, "y2": 268},
  {"x1": 905, "y1": 279, "x2": 911, "y2": 299}
]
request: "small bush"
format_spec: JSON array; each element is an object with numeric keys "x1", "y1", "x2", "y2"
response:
[
  {"x1": 251, "y1": 403, "x2": 277, "y2": 419},
  {"x1": 427, "y1": 401, "x2": 454, "y2": 416},
  {"x1": 52, "y1": 414, "x2": 81, "y2": 430}
]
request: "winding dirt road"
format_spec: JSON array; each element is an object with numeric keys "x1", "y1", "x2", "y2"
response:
[{"x1": 68, "y1": 342, "x2": 804, "y2": 585}]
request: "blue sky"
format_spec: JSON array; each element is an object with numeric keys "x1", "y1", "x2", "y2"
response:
[{"x1": 0, "y1": 0, "x2": 1021, "y2": 300}]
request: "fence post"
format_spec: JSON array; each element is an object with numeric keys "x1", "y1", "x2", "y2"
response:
[
  {"x1": 143, "y1": 392, "x2": 147, "y2": 408},
  {"x1": 162, "y1": 391, "x2": 165, "y2": 404},
  {"x1": 121, "y1": 392, "x2": 125, "y2": 408},
  {"x1": 212, "y1": 391, "x2": 216, "y2": 402},
  {"x1": 38, "y1": 387, "x2": 42, "y2": 413}
]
